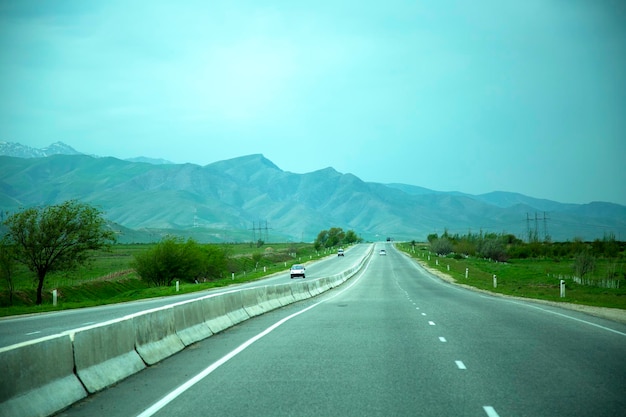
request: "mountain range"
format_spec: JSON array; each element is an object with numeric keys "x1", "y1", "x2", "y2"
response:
[{"x1": 1, "y1": 141, "x2": 625, "y2": 243}]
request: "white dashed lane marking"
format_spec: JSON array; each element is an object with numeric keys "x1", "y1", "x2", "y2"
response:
[
  {"x1": 483, "y1": 406, "x2": 500, "y2": 417},
  {"x1": 455, "y1": 360, "x2": 467, "y2": 370}
]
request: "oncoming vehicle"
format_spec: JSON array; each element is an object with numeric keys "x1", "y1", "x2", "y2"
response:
[
  {"x1": 290, "y1": 264, "x2": 306, "y2": 279},
  {"x1": 379, "y1": 249, "x2": 387, "y2": 256},
  {"x1": 337, "y1": 248, "x2": 344, "y2": 256}
]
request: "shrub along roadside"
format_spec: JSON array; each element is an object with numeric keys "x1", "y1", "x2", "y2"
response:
[{"x1": 398, "y1": 244, "x2": 626, "y2": 310}]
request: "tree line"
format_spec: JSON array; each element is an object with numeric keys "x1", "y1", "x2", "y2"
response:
[{"x1": 313, "y1": 227, "x2": 362, "y2": 251}]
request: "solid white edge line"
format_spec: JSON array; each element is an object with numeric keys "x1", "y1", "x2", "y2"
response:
[
  {"x1": 407, "y1": 253, "x2": 626, "y2": 337},
  {"x1": 136, "y1": 249, "x2": 374, "y2": 417},
  {"x1": 508, "y1": 300, "x2": 626, "y2": 337},
  {"x1": 483, "y1": 405, "x2": 500, "y2": 417}
]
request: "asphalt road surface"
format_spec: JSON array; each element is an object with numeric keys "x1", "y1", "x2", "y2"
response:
[
  {"x1": 57, "y1": 243, "x2": 626, "y2": 417},
  {"x1": 0, "y1": 244, "x2": 371, "y2": 347}
]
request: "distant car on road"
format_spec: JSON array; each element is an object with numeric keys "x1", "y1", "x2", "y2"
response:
[
  {"x1": 290, "y1": 264, "x2": 306, "y2": 279},
  {"x1": 379, "y1": 249, "x2": 387, "y2": 256},
  {"x1": 338, "y1": 248, "x2": 344, "y2": 256}
]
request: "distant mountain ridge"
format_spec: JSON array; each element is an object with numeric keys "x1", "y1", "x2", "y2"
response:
[
  {"x1": 0, "y1": 141, "x2": 173, "y2": 165},
  {"x1": 0, "y1": 142, "x2": 624, "y2": 243}
]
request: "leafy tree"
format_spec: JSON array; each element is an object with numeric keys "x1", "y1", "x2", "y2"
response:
[
  {"x1": 200, "y1": 244, "x2": 228, "y2": 280},
  {"x1": 314, "y1": 230, "x2": 329, "y2": 251},
  {"x1": 133, "y1": 237, "x2": 230, "y2": 286},
  {"x1": 2, "y1": 201, "x2": 116, "y2": 304},
  {"x1": 344, "y1": 229, "x2": 361, "y2": 244},
  {"x1": 314, "y1": 227, "x2": 357, "y2": 249},
  {"x1": 133, "y1": 236, "x2": 203, "y2": 286},
  {"x1": 0, "y1": 241, "x2": 16, "y2": 305}
]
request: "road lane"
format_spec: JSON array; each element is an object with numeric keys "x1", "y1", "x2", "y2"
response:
[
  {"x1": 57, "y1": 243, "x2": 626, "y2": 417},
  {"x1": 0, "y1": 244, "x2": 370, "y2": 347}
]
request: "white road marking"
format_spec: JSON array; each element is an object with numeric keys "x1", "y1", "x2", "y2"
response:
[
  {"x1": 428, "y1": 321, "x2": 436, "y2": 326},
  {"x1": 455, "y1": 360, "x2": 466, "y2": 369},
  {"x1": 136, "y1": 250, "x2": 374, "y2": 417},
  {"x1": 25, "y1": 331, "x2": 41, "y2": 336},
  {"x1": 439, "y1": 337, "x2": 447, "y2": 342},
  {"x1": 483, "y1": 406, "x2": 500, "y2": 417},
  {"x1": 421, "y1": 313, "x2": 427, "y2": 316},
  {"x1": 509, "y1": 300, "x2": 626, "y2": 337}
]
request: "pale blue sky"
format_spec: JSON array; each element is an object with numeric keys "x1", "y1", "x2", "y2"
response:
[{"x1": 1, "y1": 0, "x2": 625, "y2": 205}]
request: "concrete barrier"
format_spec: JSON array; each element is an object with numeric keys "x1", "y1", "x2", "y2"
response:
[
  {"x1": 274, "y1": 283, "x2": 296, "y2": 306},
  {"x1": 290, "y1": 281, "x2": 313, "y2": 301},
  {"x1": 266, "y1": 285, "x2": 286, "y2": 310},
  {"x1": 173, "y1": 299, "x2": 214, "y2": 346},
  {"x1": 307, "y1": 279, "x2": 323, "y2": 296},
  {"x1": 133, "y1": 307, "x2": 185, "y2": 365},
  {"x1": 0, "y1": 334, "x2": 87, "y2": 417},
  {"x1": 222, "y1": 291, "x2": 250, "y2": 325},
  {"x1": 0, "y1": 245, "x2": 375, "y2": 417},
  {"x1": 203, "y1": 294, "x2": 234, "y2": 334},
  {"x1": 241, "y1": 287, "x2": 268, "y2": 317},
  {"x1": 72, "y1": 319, "x2": 146, "y2": 393}
]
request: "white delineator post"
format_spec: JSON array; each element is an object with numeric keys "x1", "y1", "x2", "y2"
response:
[
  {"x1": 465, "y1": 268, "x2": 469, "y2": 279},
  {"x1": 53, "y1": 289, "x2": 58, "y2": 306},
  {"x1": 493, "y1": 275, "x2": 497, "y2": 288},
  {"x1": 560, "y1": 280, "x2": 565, "y2": 298}
]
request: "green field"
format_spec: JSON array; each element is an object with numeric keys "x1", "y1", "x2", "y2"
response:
[
  {"x1": 397, "y1": 243, "x2": 626, "y2": 310},
  {"x1": 0, "y1": 242, "x2": 327, "y2": 316}
]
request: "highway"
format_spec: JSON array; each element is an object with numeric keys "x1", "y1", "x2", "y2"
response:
[
  {"x1": 0, "y1": 244, "x2": 371, "y2": 347},
  {"x1": 54, "y1": 243, "x2": 626, "y2": 417}
]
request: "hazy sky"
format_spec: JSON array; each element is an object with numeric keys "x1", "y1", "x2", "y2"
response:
[{"x1": 1, "y1": 0, "x2": 625, "y2": 205}]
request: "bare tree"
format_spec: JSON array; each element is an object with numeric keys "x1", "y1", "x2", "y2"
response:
[{"x1": 573, "y1": 250, "x2": 596, "y2": 280}]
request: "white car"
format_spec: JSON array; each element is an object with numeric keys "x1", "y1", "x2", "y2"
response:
[
  {"x1": 379, "y1": 249, "x2": 387, "y2": 256},
  {"x1": 290, "y1": 264, "x2": 306, "y2": 279}
]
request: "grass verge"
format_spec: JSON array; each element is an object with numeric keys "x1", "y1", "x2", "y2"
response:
[{"x1": 397, "y1": 244, "x2": 626, "y2": 310}]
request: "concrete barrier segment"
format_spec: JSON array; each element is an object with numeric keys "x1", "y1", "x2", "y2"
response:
[
  {"x1": 72, "y1": 318, "x2": 146, "y2": 393},
  {"x1": 221, "y1": 291, "x2": 250, "y2": 325},
  {"x1": 265, "y1": 285, "x2": 286, "y2": 310},
  {"x1": 133, "y1": 307, "x2": 185, "y2": 365},
  {"x1": 307, "y1": 279, "x2": 323, "y2": 296},
  {"x1": 202, "y1": 294, "x2": 235, "y2": 334},
  {"x1": 274, "y1": 283, "x2": 296, "y2": 306},
  {"x1": 173, "y1": 299, "x2": 214, "y2": 346},
  {"x1": 319, "y1": 277, "x2": 333, "y2": 293},
  {"x1": 290, "y1": 281, "x2": 313, "y2": 301},
  {"x1": 0, "y1": 334, "x2": 87, "y2": 417},
  {"x1": 241, "y1": 287, "x2": 268, "y2": 317}
]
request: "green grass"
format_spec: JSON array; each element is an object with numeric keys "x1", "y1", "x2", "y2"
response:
[
  {"x1": 397, "y1": 244, "x2": 626, "y2": 310},
  {"x1": 0, "y1": 242, "x2": 329, "y2": 317}
]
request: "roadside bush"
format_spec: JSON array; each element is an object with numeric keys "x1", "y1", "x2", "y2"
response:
[
  {"x1": 430, "y1": 238, "x2": 453, "y2": 256},
  {"x1": 132, "y1": 237, "x2": 205, "y2": 286}
]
